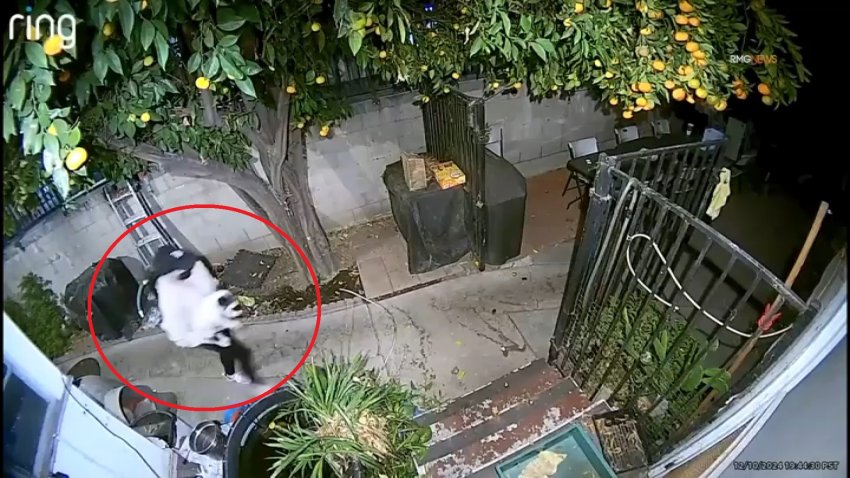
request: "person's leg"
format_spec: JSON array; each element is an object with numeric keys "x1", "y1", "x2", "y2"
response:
[
  {"x1": 228, "y1": 337, "x2": 258, "y2": 383},
  {"x1": 197, "y1": 343, "x2": 237, "y2": 376}
]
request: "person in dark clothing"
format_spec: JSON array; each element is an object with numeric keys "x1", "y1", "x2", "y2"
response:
[{"x1": 150, "y1": 245, "x2": 259, "y2": 385}]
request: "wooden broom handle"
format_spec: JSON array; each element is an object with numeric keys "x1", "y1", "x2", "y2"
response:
[{"x1": 783, "y1": 201, "x2": 830, "y2": 289}]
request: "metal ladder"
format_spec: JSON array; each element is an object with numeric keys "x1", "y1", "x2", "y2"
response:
[{"x1": 104, "y1": 180, "x2": 172, "y2": 267}]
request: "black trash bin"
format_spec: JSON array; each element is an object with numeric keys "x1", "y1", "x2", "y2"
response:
[
  {"x1": 64, "y1": 258, "x2": 140, "y2": 341},
  {"x1": 483, "y1": 150, "x2": 527, "y2": 266}
]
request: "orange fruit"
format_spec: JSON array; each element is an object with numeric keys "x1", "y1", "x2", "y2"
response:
[
  {"x1": 679, "y1": 1, "x2": 695, "y2": 13},
  {"x1": 638, "y1": 81, "x2": 653, "y2": 93},
  {"x1": 687, "y1": 78, "x2": 700, "y2": 89},
  {"x1": 575, "y1": 2, "x2": 585, "y2": 13},
  {"x1": 311, "y1": 22, "x2": 322, "y2": 32},
  {"x1": 609, "y1": 97, "x2": 619, "y2": 105},
  {"x1": 43, "y1": 35, "x2": 64, "y2": 56},
  {"x1": 103, "y1": 22, "x2": 115, "y2": 37},
  {"x1": 696, "y1": 59, "x2": 708, "y2": 67},
  {"x1": 672, "y1": 88, "x2": 686, "y2": 101},
  {"x1": 604, "y1": 71, "x2": 614, "y2": 79},
  {"x1": 286, "y1": 85, "x2": 297, "y2": 94},
  {"x1": 735, "y1": 90, "x2": 749, "y2": 100},
  {"x1": 652, "y1": 60, "x2": 666, "y2": 71},
  {"x1": 664, "y1": 79, "x2": 676, "y2": 89},
  {"x1": 623, "y1": 110, "x2": 634, "y2": 119},
  {"x1": 685, "y1": 41, "x2": 700, "y2": 53},
  {"x1": 630, "y1": 83, "x2": 640, "y2": 92},
  {"x1": 58, "y1": 70, "x2": 72, "y2": 82},
  {"x1": 757, "y1": 83, "x2": 771, "y2": 95},
  {"x1": 675, "y1": 15, "x2": 689, "y2": 25},
  {"x1": 761, "y1": 95, "x2": 774, "y2": 106},
  {"x1": 714, "y1": 100, "x2": 728, "y2": 111},
  {"x1": 379, "y1": 50, "x2": 388, "y2": 59},
  {"x1": 695, "y1": 87, "x2": 708, "y2": 99},
  {"x1": 636, "y1": 97, "x2": 648, "y2": 107},
  {"x1": 674, "y1": 31, "x2": 689, "y2": 42},
  {"x1": 686, "y1": 94, "x2": 695, "y2": 104},
  {"x1": 692, "y1": 50, "x2": 706, "y2": 60},
  {"x1": 513, "y1": 82, "x2": 523, "y2": 89},
  {"x1": 195, "y1": 76, "x2": 210, "y2": 89},
  {"x1": 315, "y1": 75, "x2": 327, "y2": 84},
  {"x1": 422, "y1": 95, "x2": 430, "y2": 103},
  {"x1": 688, "y1": 17, "x2": 701, "y2": 27},
  {"x1": 65, "y1": 147, "x2": 88, "y2": 171}
]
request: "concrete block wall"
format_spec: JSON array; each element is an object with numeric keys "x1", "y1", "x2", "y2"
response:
[
  {"x1": 3, "y1": 191, "x2": 143, "y2": 298},
  {"x1": 306, "y1": 90, "x2": 426, "y2": 231},
  {"x1": 4, "y1": 82, "x2": 624, "y2": 297},
  {"x1": 147, "y1": 174, "x2": 277, "y2": 263}
]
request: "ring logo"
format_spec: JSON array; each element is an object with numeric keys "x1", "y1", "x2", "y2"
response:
[{"x1": 9, "y1": 6, "x2": 77, "y2": 50}]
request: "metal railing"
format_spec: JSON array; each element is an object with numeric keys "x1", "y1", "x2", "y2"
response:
[
  {"x1": 421, "y1": 89, "x2": 488, "y2": 269},
  {"x1": 549, "y1": 154, "x2": 817, "y2": 461}
]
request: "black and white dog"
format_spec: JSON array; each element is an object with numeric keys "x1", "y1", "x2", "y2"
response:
[{"x1": 150, "y1": 246, "x2": 258, "y2": 384}]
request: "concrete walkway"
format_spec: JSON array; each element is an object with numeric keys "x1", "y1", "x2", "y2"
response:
[{"x1": 59, "y1": 242, "x2": 573, "y2": 425}]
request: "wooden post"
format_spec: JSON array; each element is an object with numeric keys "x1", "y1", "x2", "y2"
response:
[{"x1": 691, "y1": 201, "x2": 830, "y2": 419}]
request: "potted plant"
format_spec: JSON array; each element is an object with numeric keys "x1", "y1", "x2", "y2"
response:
[{"x1": 224, "y1": 355, "x2": 432, "y2": 478}]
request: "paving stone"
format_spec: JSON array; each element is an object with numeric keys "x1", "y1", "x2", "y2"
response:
[{"x1": 357, "y1": 256, "x2": 393, "y2": 298}]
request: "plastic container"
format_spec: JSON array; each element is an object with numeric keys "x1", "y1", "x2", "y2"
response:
[{"x1": 495, "y1": 424, "x2": 617, "y2": 478}]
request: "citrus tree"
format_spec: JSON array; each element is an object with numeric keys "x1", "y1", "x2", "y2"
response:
[{"x1": 3, "y1": 0, "x2": 806, "y2": 279}]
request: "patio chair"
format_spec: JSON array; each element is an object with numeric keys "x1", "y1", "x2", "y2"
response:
[
  {"x1": 651, "y1": 119, "x2": 671, "y2": 136},
  {"x1": 615, "y1": 126, "x2": 640, "y2": 144},
  {"x1": 562, "y1": 137, "x2": 599, "y2": 209}
]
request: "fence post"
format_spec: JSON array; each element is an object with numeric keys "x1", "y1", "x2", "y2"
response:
[{"x1": 549, "y1": 155, "x2": 615, "y2": 367}]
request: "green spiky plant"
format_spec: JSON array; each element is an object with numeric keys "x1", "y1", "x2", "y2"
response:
[{"x1": 266, "y1": 355, "x2": 432, "y2": 478}]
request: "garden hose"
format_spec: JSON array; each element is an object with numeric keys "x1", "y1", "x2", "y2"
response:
[{"x1": 625, "y1": 233, "x2": 791, "y2": 339}]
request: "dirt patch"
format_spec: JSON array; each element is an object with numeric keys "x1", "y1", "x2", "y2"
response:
[{"x1": 240, "y1": 268, "x2": 363, "y2": 318}]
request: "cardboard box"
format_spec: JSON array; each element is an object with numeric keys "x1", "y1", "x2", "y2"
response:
[
  {"x1": 429, "y1": 161, "x2": 466, "y2": 189},
  {"x1": 401, "y1": 153, "x2": 427, "y2": 191}
]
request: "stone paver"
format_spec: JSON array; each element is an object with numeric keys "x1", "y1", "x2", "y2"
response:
[{"x1": 59, "y1": 249, "x2": 572, "y2": 426}]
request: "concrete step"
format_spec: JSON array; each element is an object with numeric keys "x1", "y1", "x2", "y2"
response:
[{"x1": 417, "y1": 359, "x2": 602, "y2": 478}]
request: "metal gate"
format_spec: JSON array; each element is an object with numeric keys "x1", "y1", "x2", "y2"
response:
[
  {"x1": 549, "y1": 148, "x2": 818, "y2": 461},
  {"x1": 422, "y1": 91, "x2": 487, "y2": 270}
]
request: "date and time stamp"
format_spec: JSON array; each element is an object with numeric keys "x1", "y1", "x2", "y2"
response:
[{"x1": 733, "y1": 461, "x2": 841, "y2": 472}]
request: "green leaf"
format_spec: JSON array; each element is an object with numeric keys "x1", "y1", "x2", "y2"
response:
[
  {"x1": 349, "y1": 31, "x2": 364, "y2": 55},
  {"x1": 317, "y1": 30, "x2": 326, "y2": 52},
  {"x1": 236, "y1": 4, "x2": 261, "y2": 24},
  {"x1": 118, "y1": 0, "x2": 135, "y2": 41},
  {"x1": 219, "y1": 54, "x2": 243, "y2": 79},
  {"x1": 9, "y1": 76, "x2": 27, "y2": 110},
  {"x1": 42, "y1": 148, "x2": 61, "y2": 175},
  {"x1": 105, "y1": 50, "x2": 123, "y2": 75},
  {"x1": 499, "y1": 12, "x2": 511, "y2": 37},
  {"x1": 530, "y1": 42, "x2": 547, "y2": 61},
  {"x1": 470, "y1": 37, "x2": 485, "y2": 57},
  {"x1": 520, "y1": 15, "x2": 532, "y2": 33},
  {"x1": 52, "y1": 167, "x2": 70, "y2": 199},
  {"x1": 233, "y1": 77, "x2": 256, "y2": 97},
  {"x1": 398, "y1": 18, "x2": 407, "y2": 44},
  {"x1": 24, "y1": 42, "x2": 48, "y2": 69},
  {"x1": 140, "y1": 20, "x2": 155, "y2": 50},
  {"x1": 30, "y1": 68, "x2": 55, "y2": 86},
  {"x1": 154, "y1": 33, "x2": 169, "y2": 67},
  {"x1": 187, "y1": 53, "x2": 202, "y2": 73},
  {"x1": 217, "y1": 7, "x2": 246, "y2": 31},
  {"x1": 204, "y1": 56, "x2": 221, "y2": 78},
  {"x1": 702, "y1": 367, "x2": 725, "y2": 378},
  {"x1": 151, "y1": 0, "x2": 164, "y2": 16},
  {"x1": 681, "y1": 365, "x2": 704, "y2": 392},
  {"x1": 220, "y1": 35, "x2": 240, "y2": 47},
  {"x1": 536, "y1": 38, "x2": 556, "y2": 54},
  {"x1": 94, "y1": 54, "x2": 109, "y2": 82},
  {"x1": 3, "y1": 103, "x2": 16, "y2": 141},
  {"x1": 242, "y1": 61, "x2": 262, "y2": 76},
  {"x1": 67, "y1": 126, "x2": 81, "y2": 147}
]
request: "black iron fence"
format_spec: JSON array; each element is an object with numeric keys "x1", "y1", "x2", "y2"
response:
[
  {"x1": 422, "y1": 90, "x2": 487, "y2": 269},
  {"x1": 550, "y1": 154, "x2": 817, "y2": 461}
]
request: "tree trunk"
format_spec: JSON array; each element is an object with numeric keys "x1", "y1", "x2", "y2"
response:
[{"x1": 108, "y1": 89, "x2": 339, "y2": 282}]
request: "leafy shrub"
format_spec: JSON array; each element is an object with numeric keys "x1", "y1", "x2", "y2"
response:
[
  {"x1": 5, "y1": 273, "x2": 72, "y2": 358},
  {"x1": 267, "y1": 355, "x2": 431, "y2": 478}
]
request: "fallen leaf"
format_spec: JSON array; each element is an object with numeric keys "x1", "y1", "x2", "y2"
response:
[
  {"x1": 457, "y1": 370, "x2": 466, "y2": 380},
  {"x1": 237, "y1": 295, "x2": 256, "y2": 307},
  {"x1": 454, "y1": 340, "x2": 463, "y2": 346}
]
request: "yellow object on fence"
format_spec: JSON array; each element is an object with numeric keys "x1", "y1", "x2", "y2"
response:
[{"x1": 705, "y1": 168, "x2": 731, "y2": 220}]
